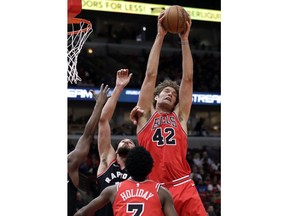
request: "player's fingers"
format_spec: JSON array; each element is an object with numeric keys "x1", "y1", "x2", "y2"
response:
[
  {"x1": 131, "y1": 106, "x2": 138, "y2": 113},
  {"x1": 100, "y1": 83, "x2": 104, "y2": 91},
  {"x1": 103, "y1": 84, "x2": 109, "y2": 91},
  {"x1": 89, "y1": 89, "x2": 96, "y2": 96},
  {"x1": 159, "y1": 11, "x2": 165, "y2": 18},
  {"x1": 105, "y1": 87, "x2": 110, "y2": 94}
]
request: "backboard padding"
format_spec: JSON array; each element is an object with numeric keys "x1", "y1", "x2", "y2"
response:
[{"x1": 68, "y1": 0, "x2": 82, "y2": 19}]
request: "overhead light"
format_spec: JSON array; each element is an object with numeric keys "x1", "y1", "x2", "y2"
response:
[{"x1": 87, "y1": 48, "x2": 93, "y2": 54}]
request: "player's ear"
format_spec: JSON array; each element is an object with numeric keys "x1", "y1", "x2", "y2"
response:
[{"x1": 154, "y1": 95, "x2": 158, "y2": 101}]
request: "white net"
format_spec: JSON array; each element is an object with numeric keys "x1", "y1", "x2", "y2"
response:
[{"x1": 67, "y1": 18, "x2": 93, "y2": 84}]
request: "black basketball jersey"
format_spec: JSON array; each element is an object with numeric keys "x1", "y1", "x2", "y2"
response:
[
  {"x1": 68, "y1": 174, "x2": 78, "y2": 216},
  {"x1": 95, "y1": 160, "x2": 130, "y2": 216}
]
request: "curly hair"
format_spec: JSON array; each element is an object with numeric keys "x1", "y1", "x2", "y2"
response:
[
  {"x1": 153, "y1": 79, "x2": 180, "y2": 108},
  {"x1": 125, "y1": 146, "x2": 154, "y2": 181}
]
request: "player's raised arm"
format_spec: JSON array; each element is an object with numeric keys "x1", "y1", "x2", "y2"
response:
[
  {"x1": 97, "y1": 69, "x2": 132, "y2": 175},
  {"x1": 136, "y1": 12, "x2": 167, "y2": 131},
  {"x1": 177, "y1": 19, "x2": 193, "y2": 126},
  {"x1": 68, "y1": 84, "x2": 109, "y2": 187}
]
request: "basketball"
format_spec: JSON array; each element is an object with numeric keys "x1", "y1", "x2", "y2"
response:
[{"x1": 162, "y1": 5, "x2": 190, "y2": 34}]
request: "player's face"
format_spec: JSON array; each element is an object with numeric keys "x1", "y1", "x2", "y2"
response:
[
  {"x1": 156, "y1": 87, "x2": 177, "y2": 110},
  {"x1": 117, "y1": 139, "x2": 135, "y2": 150}
]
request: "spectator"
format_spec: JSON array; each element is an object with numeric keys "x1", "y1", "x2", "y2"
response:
[
  {"x1": 197, "y1": 179, "x2": 208, "y2": 193},
  {"x1": 194, "y1": 117, "x2": 209, "y2": 136},
  {"x1": 207, "y1": 205, "x2": 217, "y2": 216},
  {"x1": 193, "y1": 152, "x2": 203, "y2": 168}
]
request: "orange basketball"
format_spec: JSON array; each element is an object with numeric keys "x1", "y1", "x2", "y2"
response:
[{"x1": 162, "y1": 5, "x2": 190, "y2": 34}]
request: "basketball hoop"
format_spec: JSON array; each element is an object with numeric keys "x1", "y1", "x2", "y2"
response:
[{"x1": 67, "y1": 18, "x2": 93, "y2": 84}]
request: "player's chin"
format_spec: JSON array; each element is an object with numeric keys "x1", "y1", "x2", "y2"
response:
[
  {"x1": 117, "y1": 146, "x2": 131, "y2": 158},
  {"x1": 161, "y1": 101, "x2": 174, "y2": 111}
]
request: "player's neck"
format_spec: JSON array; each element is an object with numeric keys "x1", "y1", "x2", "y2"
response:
[
  {"x1": 156, "y1": 104, "x2": 173, "y2": 113},
  {"x1": 156, "y1": 109, "x2": 172, "y2": 114},
  {"x1": 116, "y1": 156, "x2": 126, "y2": 170},
  {"x1": 130, "y1": 177, "x2": 148, "y2": 183}
]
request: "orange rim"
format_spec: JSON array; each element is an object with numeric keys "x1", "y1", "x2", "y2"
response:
[{"x1": 67, "y1": 18, "x2": 92, "y2": 35}]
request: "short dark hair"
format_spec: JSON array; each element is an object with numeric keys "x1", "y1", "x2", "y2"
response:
[
  {"x1": 153, "y1": 79, "x2": 179, "y2": 108},
  {"x1": 125, "y1": 146, "x2": 153, "y2": 181}
]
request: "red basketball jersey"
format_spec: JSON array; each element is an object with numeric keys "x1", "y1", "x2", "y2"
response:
[
  {"x1": 113, "y1": 179, "x2": 163, "y2": 216},
  {"x1": 137, "y1": 111, "x2": 191, "y2": 183}
]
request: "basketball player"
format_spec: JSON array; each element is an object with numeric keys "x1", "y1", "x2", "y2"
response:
[
  {"x1": 73, "y1": 146, "x2": 178, "y2": 216},
  {"x1": 68, "y1": 84, "x2": 110, "y2": 216},
  {"x1": 129, "y1": 12, "x2": 207, "y2": 216},
  {"x1": 95, "y1": 69, "x2": 136, "y2": 216}
]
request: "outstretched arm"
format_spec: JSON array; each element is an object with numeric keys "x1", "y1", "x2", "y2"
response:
[
  {"x1": 97, "y1": 69, "x2": 132, "y2": 175},
  {"x1": 68, "y1": 84, "x2": 110, "y2": 187},
  {"x1": 73, "y1": 186, "x2": 116, "y2": 216},
  {"x1": 136, "y1": 12, "x2": 167, "y2": 131},
  {"x1": 177, "y1": 18, "x2": 193, "y2": 128}
]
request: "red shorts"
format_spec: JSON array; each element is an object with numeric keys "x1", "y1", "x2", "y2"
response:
[{"x1": 162, "y1": 176, "x2": 207, "y2": 216}]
